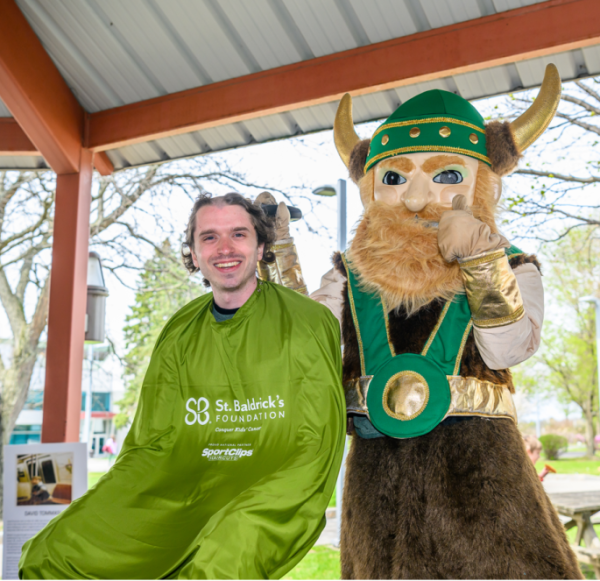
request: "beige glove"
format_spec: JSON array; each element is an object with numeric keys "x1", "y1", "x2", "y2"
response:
[
  {"x1": 438, "y1": 195, "x2": 509, "y2": 263},
  {"x1": 254, "y1": 192, "x2": 290, "y2": 240}
]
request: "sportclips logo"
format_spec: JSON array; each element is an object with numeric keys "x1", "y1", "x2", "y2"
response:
[
  {"x1": 202, "y1": 447, "x2": 253, "y2": 461},
  {"x1": 185, "y1": 395, "x2": 286, "y2": 429}
]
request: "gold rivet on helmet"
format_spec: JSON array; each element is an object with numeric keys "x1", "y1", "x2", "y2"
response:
[
  {"x1": 469, "y1": 133, "x2": 479, "y2": 144},
  {"x1": 439, "y1": 126, "x2": 451, "y2": 138},
  {"x1": 381, "y1": 134, "x2": 389, "y2": 145},
  {"x1": 409, "y1": 127, "x2": 420, "y2": 138}
]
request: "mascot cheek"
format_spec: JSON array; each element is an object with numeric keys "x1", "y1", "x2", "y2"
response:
[{"x1": 439, "y1": 184, "x2": 474, "y2": 206}]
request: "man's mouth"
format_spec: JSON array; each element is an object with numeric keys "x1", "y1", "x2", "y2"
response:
[{"x1": 214, "y1": 260, "x2": 242, "y2": 271}]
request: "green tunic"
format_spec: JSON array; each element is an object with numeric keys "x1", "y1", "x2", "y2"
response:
[{"x1": 19, "y1": 282, "x2": 345, "y2": 579}]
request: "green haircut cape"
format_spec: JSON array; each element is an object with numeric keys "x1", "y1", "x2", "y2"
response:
[{"x1": 19, "y1": 282, "x2": 345, "y2": 580}]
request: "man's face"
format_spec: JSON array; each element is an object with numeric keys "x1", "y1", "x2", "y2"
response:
[
  {"x1": 191, "y1": 204, "x2": 264, "y2": 293},
  {"x1": 373, "y1": 152, "x2": 479, "y2": 211}
]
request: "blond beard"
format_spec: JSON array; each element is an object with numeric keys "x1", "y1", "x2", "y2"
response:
[{"x1": 348, "y1": 201, "x2": 464, "y2": 315}]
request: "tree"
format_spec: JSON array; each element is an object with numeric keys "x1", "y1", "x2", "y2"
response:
[
  {"x1": 488, "y1": 76, "x2": 600, "y2": 241},
  {"x1": 513, "y1": 227, "x2": 600, "y2": 456},
  {"x1": 115, "y1": 240, "x2": 203, "y2": 428}
]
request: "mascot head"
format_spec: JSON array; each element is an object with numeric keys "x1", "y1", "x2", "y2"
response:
[{"x1": 335, "y1": 64, "x2": 561, "y2": 314}]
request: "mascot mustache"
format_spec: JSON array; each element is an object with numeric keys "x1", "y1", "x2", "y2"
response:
[{"x1": 348, "y1": 201, "x2": 463, "y2": 315}]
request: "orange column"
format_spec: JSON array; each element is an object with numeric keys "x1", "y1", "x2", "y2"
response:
[{"x1": 42, "y1": 149, "x2": 93, "y2": 443}]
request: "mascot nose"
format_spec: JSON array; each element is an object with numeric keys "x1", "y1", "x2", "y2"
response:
[{"x1": 403, "y1": 173, "x2": 430, "y2": 212}]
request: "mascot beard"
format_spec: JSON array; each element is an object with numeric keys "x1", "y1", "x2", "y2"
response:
[{"x1": 349, "y1": 164, "x2": 499, "y2": 315}]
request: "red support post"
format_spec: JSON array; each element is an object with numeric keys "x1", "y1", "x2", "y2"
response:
[{"x1": 42, "y1": 149, "x2": 93, "y2": 443}]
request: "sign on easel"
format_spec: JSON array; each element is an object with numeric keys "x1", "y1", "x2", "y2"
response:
[{"x1": 2, "y1": 443, "x2": 87, "y2": 580}]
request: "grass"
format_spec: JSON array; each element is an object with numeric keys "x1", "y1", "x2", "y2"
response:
[
  {"x1": 535, "y1": 457, "x2": 600, "y2": 475},
  {"x1": 283, "y1": 546, "x2": 340, "y2": 580},
  {"x1": 88, "y1": 472, "x2": 106, "y2": 488}
]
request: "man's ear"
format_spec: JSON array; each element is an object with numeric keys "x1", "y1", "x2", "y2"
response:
[
  {"x1": 191, "y1": 249, "x2": 199, "y2": 269},
  {"x1": 257, "y1": 243, "x2": 264, "y2": 262}
]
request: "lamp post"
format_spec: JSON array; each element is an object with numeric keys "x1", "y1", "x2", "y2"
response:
[
  {"x1": 312, "y1": 179, "x2": 348, "y2": 547},
  {"x1": 312, "y1": 179, "x2": 347, "y2": 251},
  {"x1": 579, "y1": 296, "x2": 600, "y2": 433},
  {"x1": 82, "y1": 252, "x2": 109, "y2": 451}
]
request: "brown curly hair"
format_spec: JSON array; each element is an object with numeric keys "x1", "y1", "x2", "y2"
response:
[{"x1": 182, "y1": 192, "x2": 276, "y2": 275}]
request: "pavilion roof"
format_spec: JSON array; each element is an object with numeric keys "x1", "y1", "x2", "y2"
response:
[{"x1": 1, "y1": 0, "x2": 599, "y2": 172}]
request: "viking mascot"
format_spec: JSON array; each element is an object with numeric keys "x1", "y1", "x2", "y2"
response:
[{"x1": 258, "y1": 63, "x2": 581, "y2": 579}]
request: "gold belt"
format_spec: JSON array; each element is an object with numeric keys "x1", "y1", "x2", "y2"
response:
[{"x1": 345, "y1": 375, "x2": 517, "y2": 423}]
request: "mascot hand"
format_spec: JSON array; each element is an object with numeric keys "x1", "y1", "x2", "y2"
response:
[
  {"x1": 254, "y1": 192, "x2": 291, "y2": 240},
  {"x1": 438, "y1": 195, "x2": 509, "y2": 262}
]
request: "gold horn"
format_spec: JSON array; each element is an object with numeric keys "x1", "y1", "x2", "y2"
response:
[
  {"x1": 511, "y1": 64, "x2": 561, "y2": 153},
  {"x1": 334, "y1": 93, "x2": 361, "y2": 168}
]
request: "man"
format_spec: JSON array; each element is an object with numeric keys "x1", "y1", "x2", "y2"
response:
[
  {"x1": 261, "y1": 65, "x2": 581, "y2": 578},
  {"x1": 20, "y1": 193, "x2": 345, "y2": 579}
]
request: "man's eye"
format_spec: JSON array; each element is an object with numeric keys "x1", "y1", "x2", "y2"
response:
[
  {"x1": 382, "y1": 171, "x2": 406, "y2": 186},
  {"x1": 433, "y1": 170, "x2": 463, "y2": 184}
]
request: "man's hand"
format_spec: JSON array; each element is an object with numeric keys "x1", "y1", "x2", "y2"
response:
[
  {"x1": 438, "y1": 194, "x2": 509, "y2": 263},
  {"x1": 254, "y1": 192, "x2": 291, "y2": 240}
]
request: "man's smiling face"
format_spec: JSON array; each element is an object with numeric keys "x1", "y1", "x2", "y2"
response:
[{"x1": 191, "y1": 203, "x2": 264, "y2": 294}]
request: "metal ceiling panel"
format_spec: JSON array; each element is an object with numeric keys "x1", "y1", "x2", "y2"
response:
[
  {"x1": 349, "y1": 0, "x2": 419, "y2": 41},
  {"x1": 492, "y1": 0, "x2": 546, "y2": 12},
  {"x1": 0, "y1": 99, "x2": 11, "y2": 117},
  {"x1": 2, "y1": 0, "x2": 599, "y2": 172},
  {"x1": 0, "y1": 156, "x2": 47, "y2": 170}
]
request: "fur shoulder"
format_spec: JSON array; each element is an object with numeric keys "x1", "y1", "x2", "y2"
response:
[
  {"x1": 332, "y1": 251, "x2": 346, "y2": 275},
  {"x1": 509, "y1": 252, "x2": 542, "y2": 273}
]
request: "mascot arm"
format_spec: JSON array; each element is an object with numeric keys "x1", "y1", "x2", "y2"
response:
[
  {"x1": 473, "y1": 262, "x2": 544, "y2": 370},
  {"x1": 310, "y1": 267, "x2": 345, "y2": 332},
  {"x1": 256, "y1": 199, "x2": 308, "y2": 295}
]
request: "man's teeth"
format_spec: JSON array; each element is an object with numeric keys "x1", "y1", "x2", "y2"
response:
[{"x1": 215, "y1": 261, "x2": 241, "y2": 268}]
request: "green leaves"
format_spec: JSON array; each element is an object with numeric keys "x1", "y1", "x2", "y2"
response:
[{"x1": 115, "y1": 240, "x2": 203, "y2": 428}]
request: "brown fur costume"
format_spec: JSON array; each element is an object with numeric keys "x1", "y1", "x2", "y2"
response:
[{"x1": 333, "y1": 253, "x2": 582, "y2": 579}]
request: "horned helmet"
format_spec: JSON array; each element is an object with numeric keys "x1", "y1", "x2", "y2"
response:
[{"x1": 334, "y1": 64, "x2": 562, "y2": 205}]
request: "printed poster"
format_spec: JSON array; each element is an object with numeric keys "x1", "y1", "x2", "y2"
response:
[{"x1": 2, "y1": 442, "x2": 87, "y2": 580}]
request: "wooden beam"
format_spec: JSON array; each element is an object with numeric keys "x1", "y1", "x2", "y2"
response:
[
  {"x1": 0, "y1": 118, "x2": 35, "y2": 155},
  {"x1": 92, "y1": 152, "x2": 114, "y2": 176},
  {"x1": 42, "y1": 149, "x2": 93, "y2": 443},
  {"x1": 0, "y1": 0, "x2": 83, "y2": 174},
  {"x1": 0, "y1": 118, "x2": 114, "y2": 174},
  {"x1": 87, "y1": 0, "x2": 600, "y2": 152}
]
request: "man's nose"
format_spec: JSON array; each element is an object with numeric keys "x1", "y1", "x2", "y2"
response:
[
  {"x1": 403, "y1": 172, "x2": 431, "y2": 212},
  {"x1": 217, "y1": 237, "x2": 233, "y2": 254}
]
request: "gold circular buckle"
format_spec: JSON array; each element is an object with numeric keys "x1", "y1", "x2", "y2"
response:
[{"x1": 382, "y1": 370, "x2": 430, "y2": 421}]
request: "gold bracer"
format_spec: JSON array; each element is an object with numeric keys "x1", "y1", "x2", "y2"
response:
[
  {"x1": 344, "y1": 375, "x2": 517, "y2": 423},
  {"x1": 257, "y1": 238, "x2": 308, "y2": 295},
  {"x1": 459, "y1": 250, "x2": 524, "y2": 328}
]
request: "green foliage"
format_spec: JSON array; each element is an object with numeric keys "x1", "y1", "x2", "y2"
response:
[
  {"x1": 539, "y1": 434, "x2": 568, "y2": 460},
  {"x1": 115, "y1": 241, "x2": 203, "y2": 428},
  {"x1": 513, "y1": 228, "x2": 600, "y2": 456}
]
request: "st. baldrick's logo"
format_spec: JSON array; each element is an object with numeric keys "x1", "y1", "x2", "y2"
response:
[{"x1": 185, "y1": 396, "x2": 286, "y2": 426}]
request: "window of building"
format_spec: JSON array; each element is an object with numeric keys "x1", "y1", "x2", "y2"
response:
[
  {"x1": 81, "y1": 392, "x2": 111, "y2": 412},
  {"x1": 10, "y1": 425, "x2": 42, "y2": 445}
]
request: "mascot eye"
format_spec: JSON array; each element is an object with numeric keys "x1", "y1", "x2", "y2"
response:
[
  {"x1": 433, "y1": 170, "x2": 463, "y2": 184},
  {"x1": 382, "y1": 171, "x2": 406, "y2": 186}
]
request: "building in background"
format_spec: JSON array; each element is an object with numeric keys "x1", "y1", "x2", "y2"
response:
[{"x1": 5, "y1": 341, "x2": 126, "y2": 455}]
